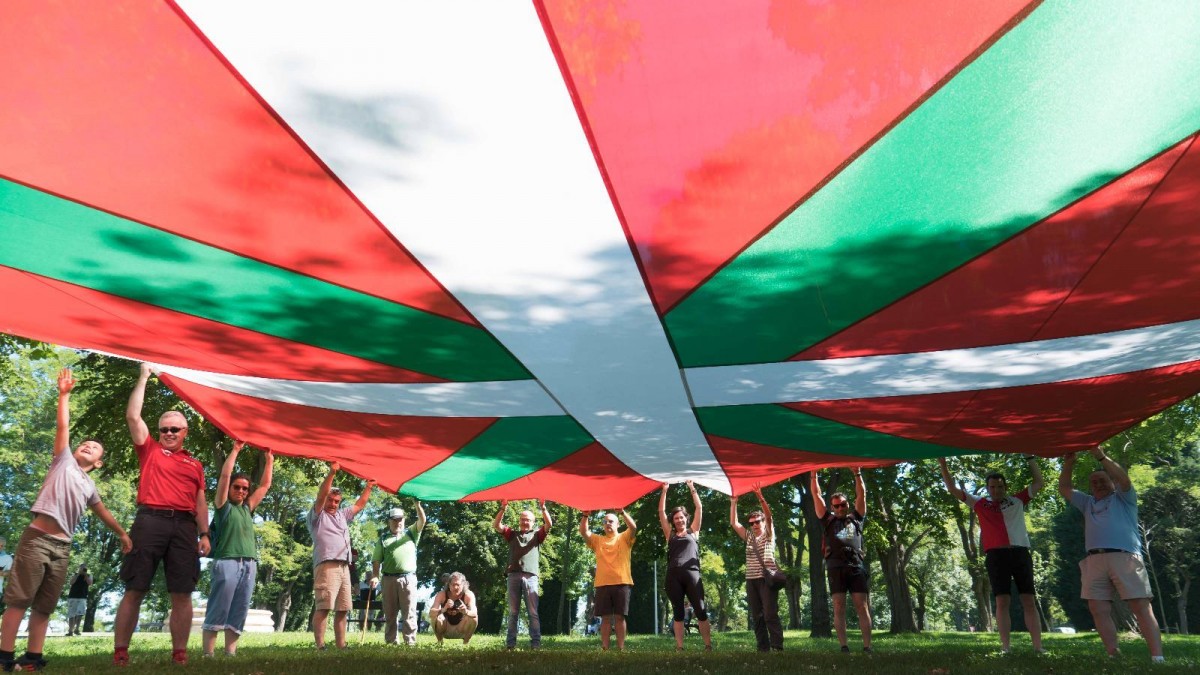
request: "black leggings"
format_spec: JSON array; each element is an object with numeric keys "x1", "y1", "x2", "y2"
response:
[{"x1": 666, "y1": 568, "x2": 708, "y2": 622}]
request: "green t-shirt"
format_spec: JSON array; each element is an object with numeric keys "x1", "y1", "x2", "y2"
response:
[
  {"x1": 373, "y1": 526, "x2": 421, "y2": 574},
  {"x1": 212, "y1": 502, "x2": 257, "y2": 560}
]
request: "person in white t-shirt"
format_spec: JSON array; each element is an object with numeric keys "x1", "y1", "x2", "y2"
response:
[{"x1": 0, "y1": 368, "x2": 131, "y2": 672}]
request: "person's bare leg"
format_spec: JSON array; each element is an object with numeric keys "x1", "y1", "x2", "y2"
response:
[
  {"x1": 333, "y1": 611, "x2": 348, "y2": 648},
  {"x1": 20, "y1": 612, "x2": 49, "y2": 654},
  {"x1": 698, "y1": 619, "x2": 713, "y2": 649},
  {"x1": 313, "y1": 609, "x2": 330, "y2": 647},
  {"x1": 114, "y1": 590, "x2": 146, "y2": 650},
  {"x1": 1129, "y1": 599, "x2": 1163, "y2": 659},
  {"x1": 202, "y1": 629, "x2": 217, "y2": 656},
  {"x1": 600, "y1": 615, "x2": 611, "y2": 650},
  {"x1": 672, "y1": 620, "x2": 684, "y2": 649},
  {"x1": 1, "y1": 607, "x2": 27, "y2": 652},
  {"x1": 995, "y1": 594, "x2": 1012, "y2": 651},
  {"x1": 434, "y1": 615, "x2": 445, "y2": 645},
  {"x1": 615, "y1": 616, "x2": 627, "y2": 651},
  {"x1": 169, "y1": 593, "x2": 192, "y2": 651},
  {"x1": 462, "y1": 617, "x2": 478, "y2": 645},
  {"x1": 1019, "y1": 594, "x2": 1042, "y2": 651},
  {"x1": 224, "y1": 628, "x2": 239, "y2": 655},
  {"x1": 1087, "y1": 600, "x2": 1120, "y2": 655},
  {"x1": 852, "y1": 592, "x2": 872, "y2": 649},
  {"x1": 833, "y1": 593, "x2": 848, "y2": 647}
]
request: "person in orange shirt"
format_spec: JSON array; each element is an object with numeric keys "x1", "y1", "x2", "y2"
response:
[{"x1": 579, "y1": 509, "x2": 637, "y2": 651}]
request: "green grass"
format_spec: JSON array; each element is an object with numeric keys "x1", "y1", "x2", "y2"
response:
[{"x1": 23, "y1": 629, "x2": 1200, "y2": 673}]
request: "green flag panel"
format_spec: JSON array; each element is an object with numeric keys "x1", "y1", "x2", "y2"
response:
[
  {"x1": 697, "y1": 404, "x2": 973, "y2": 460},
  {"x1": 400, "y1": 416, "x2": 595, "y2": 500},
  {"x1": 0, "y1": 179, "x2": 529, "y2": 381}
]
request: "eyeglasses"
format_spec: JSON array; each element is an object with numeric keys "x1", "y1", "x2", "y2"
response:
[
  {"x1": 230, "y1": 485, "x2": 250, "y2": 492},
  {"x1": 832, "y1": 502, "x2": 849, "y2": 509},
  {"x1": 159, "y1": 427, "x2": 186, "y2": 434}
]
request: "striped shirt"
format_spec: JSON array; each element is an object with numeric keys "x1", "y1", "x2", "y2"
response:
[{"x1": 744, "y1": 528, "x2": 776, "y2": 580}]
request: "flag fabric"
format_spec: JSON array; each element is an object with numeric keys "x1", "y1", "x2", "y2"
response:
[{"x1": 2, "y1": 1, "x2": 1199, "y2": 507}]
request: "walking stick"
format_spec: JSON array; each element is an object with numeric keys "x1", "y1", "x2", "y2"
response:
[{"x1": 360, "y1": 586, "x2": 374, "y2": 644}]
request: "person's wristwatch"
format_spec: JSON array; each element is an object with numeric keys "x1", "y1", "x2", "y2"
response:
[{"x1": 198, "y1": 531, "x2": 210, "y2": 539}]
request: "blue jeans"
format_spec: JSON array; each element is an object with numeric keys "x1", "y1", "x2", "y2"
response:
[
  {"x1": 203, "y1": 558, "x2": 257, "y2": 634},
  {"x1": 506, "y1": 573, "x2": 540, "y2": 647}
]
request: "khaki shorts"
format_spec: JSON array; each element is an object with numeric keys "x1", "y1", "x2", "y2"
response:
[
  {"x1": 1080, "y1": 551, "x2": 1152, "y2": 601},
  {"x1": 313, "y1": 561, "x2": 353, "y2": 612},
  {"x1": 2, "y1": 527, "x2": 72, "y2": 615}
]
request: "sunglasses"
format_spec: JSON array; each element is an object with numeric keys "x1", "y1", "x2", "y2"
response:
[
  {"x1": 747, "y1": 518, "x2": 763, "y2": 525},
  {"x1": 832, "y1": 502, "x2": 849, "y2": 509},
  {"x1": 230, "y1": 485, "x2": 250, "y2": 492},
  {"x1": 159, "y1": 427, "x2": 186, "y2": 434}
]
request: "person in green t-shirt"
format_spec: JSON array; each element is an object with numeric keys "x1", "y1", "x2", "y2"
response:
[
  {"x1": 202, "y1": 441, "x2": 273, "y2": 657},
  {"x1": 370, "y1": 500, "x2": 426, "y2": 645}
]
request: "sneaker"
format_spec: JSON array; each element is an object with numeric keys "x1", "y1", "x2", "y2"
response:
[
  {"x1": 113, "y1": 649, "x2": 130, "y2": 667},
  {"x1": 171, "y1": 649, "x2": 188, "y2": 665},
  {"x1": 863, "y1": 646, "x2": 873, "y2": 654},
  {"x1": 13, "y1": 655, "x2": 46, "y2": 672},
  {"x1": 840, "y1": 645, "x2": 850, "y2": 653}
]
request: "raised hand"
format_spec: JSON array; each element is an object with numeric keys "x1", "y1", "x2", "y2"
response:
[
  {"x1": 329, "y1": 461, "x2": 341, "y2": 474},
  {"x1": 58, "y1": 367, "x2": 75, "y2": 395},
  {"x1": 232, "y1": 440, "x2": 245, "y2": 453}
]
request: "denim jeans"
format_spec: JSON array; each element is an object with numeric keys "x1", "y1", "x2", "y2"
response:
[
  {"x1": 506, "y1": 573, "x2": 540, "y2": 647},
  {"x1": 203, "y1": 558, "x2": 257, "y2": 634}
]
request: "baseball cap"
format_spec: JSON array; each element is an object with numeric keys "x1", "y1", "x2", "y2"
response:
[{"x1": 388, "y1": 507, "x2": 405, "y2": 520}]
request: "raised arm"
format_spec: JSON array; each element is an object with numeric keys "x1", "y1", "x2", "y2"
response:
[
  {"x1": 493, "y1": 500, "x2": 508, "y2": 533},
  {"x1": 247, "y1": 448, "x2": 274, "y2": 511},
  {"x1": 315, "y1": 462, "x2": 339, "y2": 512},
  {"x1": 413, "y1": 498, "x2": 427, "y2": 531},
  {"x1": 621, "y1": 507, "x2": 637, "y2": 535},
  {"x1": 1089, "y1": 445, "x2": 1132, "y2": 492},
  {"x1": 1058, "y1": 452, "x2": 1078, "y2": 500},
  {"x1": 88, "y1": 501, "x2": 133, "y2": 554},
  {"x1": 688, "y1": 480, "x2": 703, "y2": 532},
  {"x1": 578, "y1": 511, "x2": 591, "y2": 538},
  {"x1": 125, "y1": 363, "x2": 152, "y2": 446},
  {"x1": 215, "y1": 440, "x2": 242, "y2": 510},
  {"x1": 195, "y1": 487, "x2": 210, "y2": 556},
  {"x1": 937, "y1": 458, "x2": 967, "y2": 502},
  {"x1": 1026, "y1": 454, "x2": 1044, "y2": 496},
  {"x1": 754, "y1": 484, "x2": 773, "y2": 531},
  {"x1": 349, "y1": 478, "x2": 378, "y2": 517},
  {"x1": 810, "y1": 471, "x2": 827, "y2": 519},
  {"x1": 853, "y1": 468, "x2": 866, "y2": 517},
  {"x1": 539, "y1": 499, "x2": 552, "y2": 531},
  {"x1": 657, "y1": 483, "x2": 671, "y2": 539},
  {"x1": 54, "y1": 368, "x2": 74, "y2": 457},
  {"x1": 729, "y1": 495, "x2": 747, "y2": 540}
]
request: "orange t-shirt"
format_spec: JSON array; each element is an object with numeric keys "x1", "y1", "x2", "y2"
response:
[{"x1": 586, "y1": 529, "x2": 635, "y2": 586}]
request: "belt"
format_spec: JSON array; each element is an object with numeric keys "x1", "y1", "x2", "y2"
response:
[
  {"x1": 137, "y1": 506, "x2": 196, "y2": 519},
  {"x1": 1087, "y1": 548, "x2": 1126, "y2": 555}
]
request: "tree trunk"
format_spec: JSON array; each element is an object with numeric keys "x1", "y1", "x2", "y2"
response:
[
  {"x1": 951, "y1": 501, "x2": 993, "y2": 631},
  {"x1": 1111, "y1": 599, "x2": 1138, "y2": 633},
  {"x1": 876, "y1": 544, "x2": 919, "y2": 633},
  {"x1": 915, "y1": 586, "x2": 927, "y2": 631},
  {"x1": 800, "y1": 481, "x2": 831, "y2": 637},
  {"x1": 1175, "y1": 576, "x2": 1191, "y2": 635},
  {"x1": 557, "y1": 508, "x2": 575, "y2": 633},
  {"x1": 275, "y1": 579, "x2": 295, "y2": 632}
]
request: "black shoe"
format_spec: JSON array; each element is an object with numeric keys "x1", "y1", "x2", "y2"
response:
[
  {"x1": 840, "y1": 645, "x2": 850, "y2": 653},
  {"x1": 13, "y1": 655, "x2": 47, "y2": 671},
  {"x1": 1, "y1": 656, "x2": 13, "y2": 673},
  {"x1": 863, "y1": 647, "x2": 873, "y2": 654}
]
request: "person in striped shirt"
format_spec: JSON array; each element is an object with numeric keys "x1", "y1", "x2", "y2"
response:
[{"x1": 938, "y1": 456, "x2": 1044, "y2": 654}]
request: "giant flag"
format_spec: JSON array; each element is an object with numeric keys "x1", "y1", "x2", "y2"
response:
[{"x1": 3, "y1": 0, "x2": 1200, "y2": 508}]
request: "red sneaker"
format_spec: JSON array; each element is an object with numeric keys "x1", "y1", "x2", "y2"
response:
[
  {"x1": 172, "y1": 649, "x2": 188, "y2": 665},
  {"x1": 113, "y1": 648, "x2": 130, "y2": 667}
]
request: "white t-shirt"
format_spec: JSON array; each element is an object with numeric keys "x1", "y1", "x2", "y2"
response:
[{"x1": 31, "y1": 447, "x2": 101, "y2": 540}]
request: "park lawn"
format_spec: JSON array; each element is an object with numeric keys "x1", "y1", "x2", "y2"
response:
[{"x1": 28, "y1": 629, "x2": 1200, "y2": 674}]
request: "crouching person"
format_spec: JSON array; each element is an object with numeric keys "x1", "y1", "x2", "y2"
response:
[
  {"x1": 430, "y1": 572, "x2": 477, "y2": 645},
  {"x1": 203, "y1": 441, "x2": 273, "y2": 657},
  {"x1": 0, "y1": 369, "x2": 132, "y2": 672}
]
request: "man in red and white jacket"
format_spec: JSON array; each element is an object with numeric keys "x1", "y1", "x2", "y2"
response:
[
  {"x1": 113, "y1": 363, "x2": 209, "y2": 667},
  {"x1": 939, "y1": 455, "x2": 1044, "y2": 654}
]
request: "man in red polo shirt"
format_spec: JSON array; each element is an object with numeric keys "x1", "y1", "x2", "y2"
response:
[{"x1": 113, "y1": 364, "x2": 208, "y2": 666}]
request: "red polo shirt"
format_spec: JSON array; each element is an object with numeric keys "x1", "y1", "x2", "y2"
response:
[{"x1": 135, "y1": 437, "x2": 206, "y2": 512}]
